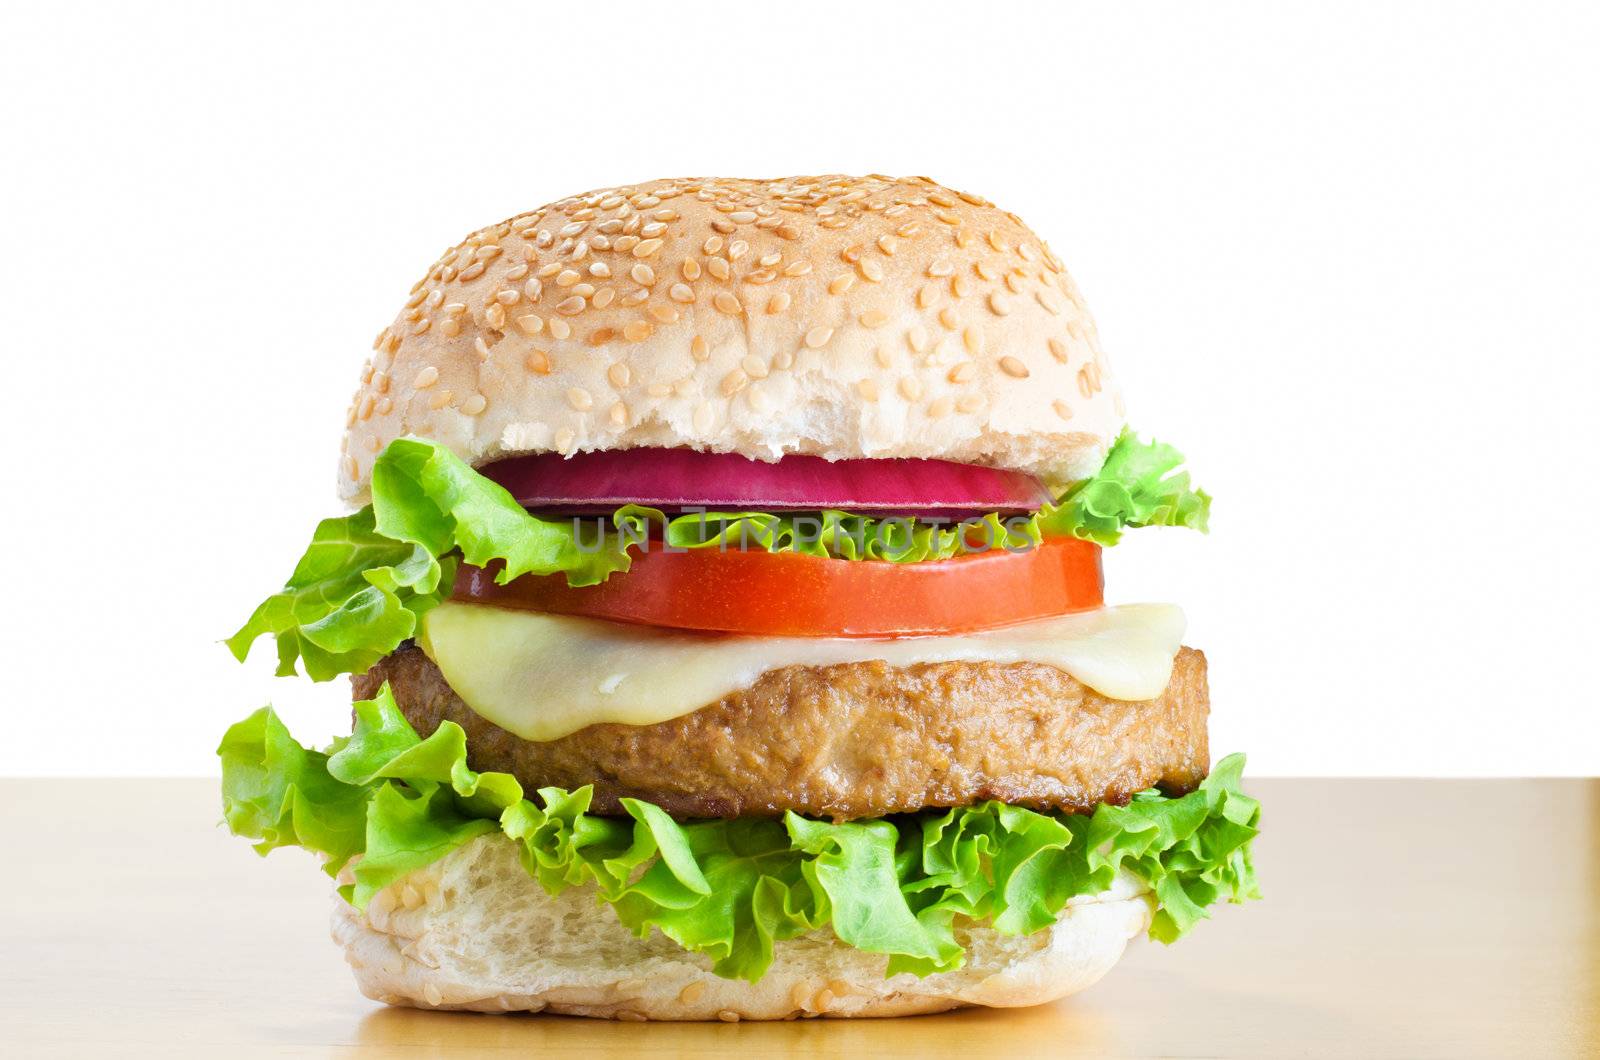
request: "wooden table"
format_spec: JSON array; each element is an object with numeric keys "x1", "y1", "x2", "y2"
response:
[{"x1": 2, "y1": 778, "x2": 1595, "y2": 1057}]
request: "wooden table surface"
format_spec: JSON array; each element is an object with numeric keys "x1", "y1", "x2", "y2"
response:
[{"x1": 2, "y1": 777, "x2": 1595, "y2": 1058}]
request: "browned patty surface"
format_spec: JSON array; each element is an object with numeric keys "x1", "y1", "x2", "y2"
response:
[{"x1": 353, "y1": 646, "x2": 1209, "y2": 821}]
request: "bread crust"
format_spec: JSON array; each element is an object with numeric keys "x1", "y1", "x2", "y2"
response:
[
  {"x1": 332, "y1": 833, "x2": 1152, "y2": 1020},
  {"x1": 353, "y1": 646, "x2": 1210, "y2": 821},
  {"x1": 338, "y1": 175, "x2": 1124, "y2": 503}
]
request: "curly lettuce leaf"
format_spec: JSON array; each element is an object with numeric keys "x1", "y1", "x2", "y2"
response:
[
  {"x1": 229, "y1": 433, "x2": 1207, "y2": 682},
  {"x1": 219, "y1": 688, "x2": 1260, "y2": 982},
  {"x1": 1038, "y1": 428, "x2": 1212, "y2": 546}
]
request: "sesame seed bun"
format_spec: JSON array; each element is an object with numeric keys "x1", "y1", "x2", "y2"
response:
[
  {"x1": 339, "y1": 175, "x2": 1125, "y2": 504},
  {"x1": 332, "y1": 832, "x2": 1152, "y2": 1021}
]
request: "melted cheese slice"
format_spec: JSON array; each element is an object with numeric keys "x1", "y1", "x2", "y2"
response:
[{"x1": 418, "y1": 601, "x2": 1187, "y2": 743}]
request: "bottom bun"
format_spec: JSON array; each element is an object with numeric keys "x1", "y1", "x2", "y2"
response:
[{"x1": 332, "y1": 833, "x2": 1152, "y2": 1021}]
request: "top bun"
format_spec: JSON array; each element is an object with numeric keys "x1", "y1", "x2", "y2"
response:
[{"x1": 339, "y1": 175, "x2": 1123, "y2": 503}]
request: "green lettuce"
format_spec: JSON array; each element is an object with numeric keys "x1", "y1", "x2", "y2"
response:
[
  {"x1": 218, "y1": 686, "x2": 1259, "y2": 982},
  {"x1": 228, "y1": 431, "x2": 1209, "y2": 682}
]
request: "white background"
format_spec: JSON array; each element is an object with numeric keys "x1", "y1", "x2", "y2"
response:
[{"x1": 2, "y1": 2, "x2": 1595, "y2": 777}]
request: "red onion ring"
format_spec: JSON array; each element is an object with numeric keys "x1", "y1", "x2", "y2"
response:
[{"x1": 478, "y1": 448, "x2": 1051, "y2": 515}]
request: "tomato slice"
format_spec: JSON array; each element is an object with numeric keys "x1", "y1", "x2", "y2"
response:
[{"x1": 452, "y1": 538, "x2": 1103, "y2": 637}]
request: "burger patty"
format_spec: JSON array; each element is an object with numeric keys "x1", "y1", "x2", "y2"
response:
[{"x1": 353, "y1": 646, "x2": 1209, "y2": 821}]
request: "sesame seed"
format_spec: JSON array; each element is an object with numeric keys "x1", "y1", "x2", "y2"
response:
[
  {"x1": 951, "y1": 274, "x2": 972, "y2": 298},
  {"x1": 804, "y1": 326, "x2": 833, "y2": 348},
  {"x1": 524, "y1": 277, "x2": 544, "y2": 301},
  {"x1": 615, "y1": 235, "x2": 640, "y2": 253},
  {"x1": 948, "y1": 362, "x2": 976, "y2": 383},
  {"x1": 859, "y1": 309, "x2": 889, "y2": 328},
  {"x1": 631, "y1": 263, "x2": 656, "y2": 285},
  {"x1": 963, "y1": 326, "x2": 982, "y2": 354},
  {"x1": 728, "y1": 240, "x2": 750, "y2": 260},
  {"x1": 1037, "y1": 290, "x2": 1062, "y2": 314},
  {"x1": 829, "y1": 274, "x2": 855, "y2": 296},
  {"x1": 592, "y1": 288, "x2": 615, "y2": 309},
  {"x1": 1053, "y1": 398, "x2": 1075, "y2": 419},
  {"x1": 917, "y1": 284, "x2": 937, "y2": 308},
  {"x1": 988, "y1": 292, "x2": 1011, "y2": 316},
  {"x1": 907, "y1": 324, "x2": 930, "y2": 352},
  {"x1": 898, "y1": 376, "x2": 923, "y2": 401},
  {"x1": 670, "y1": 282, "x2": 695, "y2": 304},
  {"x1": 461, "y1": 393, "x2": 487, "y2": 415},
  {"x1": 744, "y1": 268, "x2": 776, "y2": 285},
  {"x1": 702, "y1": 235, "x2": 724, "y2": 255},
  {"x1": 439, "y1": 317, "x2": 461, "y2": 337},
  {"x1": 525, "y1": 349, "x2": 551, "y2": 374},
  {"x1": 858, "y1": 258, "x2": 884, "y2": 282},
  {"x1": 927, "y1": 259, "x2": 954, "y2": 278},
  {"x1": 957, "y1": 393, "x2": 983, "y2": 414},
  {"x1": 647, "y1": 382, "x2": 672, "y2": 397},
  {"x1": 623, "y1": 320, "x2": 653, "y2": 342},
  {"x1": 759, "y1": 252, "x2": 782, "y2": 267},
  {"x1": 878, "y1": 235, "x2": 899, "y2": 256},
  {"x1": 572, "y1": 282, "x2": 596, "y2": 299},
  {"x1": 927, "y1": 396, "x2": 953, "y2": 418},
  {"x1": 713, "y1": 292, "x2": 743, "y2": 315},
  {"x1": 609, "y1": 363, "x2": 633, "y2": 387},
  {"x1": 783, "y1": 260, "x2": 812, "y2": 276},
  {"x1": 588, "y1": 262, "x2": 612, "y2": 279},
  {"x1": 729, "y1": 210, "x2": 757, "y2": 223},
  {"x1": 458, "y1": 261, "x2": 486, "y2": 281},
  {"x1": 609, "y1": 401, "x2": 629, "y2": 427},
  {"x1": 377, "y1": 396, "x2": 392, "y2": 415},
  {"x1": 484, "y1": 303, "x2": 506, "y2": 330},
  {"x1": 773, "y1": 349, "x2": 794, "y2": 370},
  {"x1": 621, "y1": 288, "x2": 649, "y2": 306},
  {"x1": 475, "y1": 336, "x2": 492, "y2": 360},
  {"x1": 647, "y1": 304, "x2": 679, "y2": 324},
  {"x1": 707, "y1": 257, "x2": 731, "y2": 281},
  {"x1": 556, "y1": 296, "x2": 587, "y2": 315},
  {"x1": 413, "y1": 366, "x2": 439, "y2": 388},
  {"x1": 1000, "y1": 355, "x2": 1029, "y2": 378},
  {"x1": 537, "y1": 263, "x2": 562, "y2": 278},
  {"x1": 1048, "y1": 337, "x2": 1069, "y2": 362},
  {"x1": 411, "y1": 317, "x2": 431, "y2": 335},
  {"x1": 556, "y1": 269, "x2": 581, "y2": 288},
  {"x1": 428, "y1": 388, "x2": 453, "y2": 410},
  {"x1": 741, "y1": 355, "x2": 769, "y2": 380},
  {"x1": 721, "y1": 369, "x2": 749, "y2": 396},
  {"x1": 975, "y1": 261, "x2": 998, "y2": 281},
  {"x1": 691, "y1": 335, "x2": 709, "y2": 361},
  {"x1": 640, "y1": 222, "x2": 667, "y2": 238},
  {"x1": 766, "y1": 291, "x2": 792, "y2": 315},
  {"x1": 681, "y1": 258, "x2": 702, "y2": 281},
  {"x1": 939, "y1": 308, "x2": 959, "y2": 330},
  {"x1": 566, "y1": 387, "x2": 593, "y2": 411},
  {"x1": 632, "y1": 238, "x2": 664, "y2": 258},
  {"x1": 710, "y1": 219, "x2": 735, "y2": 234},
  {"x1": 875, "y1": 345, "x2": 893, "y2": 368}
]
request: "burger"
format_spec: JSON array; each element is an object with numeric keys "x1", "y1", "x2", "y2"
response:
[{"x1": 220, "y1": 174, "x2": 1259, "y2": 1021}]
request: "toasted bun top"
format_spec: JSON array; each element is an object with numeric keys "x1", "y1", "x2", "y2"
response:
[{"x1": 339, "y1": 175, "x2": 1123, "y2": 503}]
